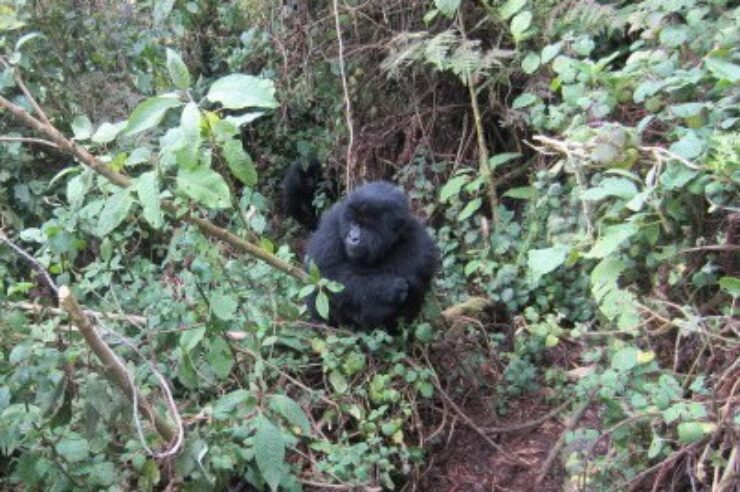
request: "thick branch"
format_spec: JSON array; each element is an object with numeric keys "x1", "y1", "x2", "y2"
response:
[
  {"x1": 58, "y1": 286, "x2": 176, "y2": 443},
  {"x1": 0, "y1": 93, "x2": 307, "y2": 281}
]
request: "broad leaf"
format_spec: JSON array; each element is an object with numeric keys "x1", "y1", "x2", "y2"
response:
[
  {"x1": 457, "y1": 197, "x2": 481, "y2": 221},
  {"x1": 316, "y1": 291, "x2": 330, "y2": 319},
  {"x1": 434, "y1": 0, "x2": 460, "y2": 17},
  {"x1": 176, "y1": 166, "x2": 232, "y2": 209},
  {"x1": 91, "y1": 121, "x2": 127, "y2": 144},
  {"x1": 206, "y1": 74, "x2": 278, "y2": 110},
  {"x1": 221, "y1": 139, "x2": 257, "y2": 186},
  {"x1": 254, "y1": 416, "x2": 286, "y2": 492},
  {"x1": 55, "y1": 436, "x2": 89, "y2": 462},
  {"x1": 166, "y1": 48, "x2": 191, "y2": 89},
  {"x1": 268, "y1": 395, "x2": 311, "y2": 434},
  {"x1": 134, "y1": 171, "x2": 163, "y2": 229},
  {"x1": 439, "y1": 175, "x2": 468, "y2": 202},
  {"x1": 521, "y1": 52, "x2": 540, "y2": 74},
  {"x1": 512, "y1": 93, "x2": 537, "y2": 108},
  {"x1": 96, "y1": 190, "x2": 133, "y2": 237},
  {"x1": 125, "y1": 95, "x2": 182, "y2": 136},
  {"x1": 528, "y1": 245, "x2": 569, "y2": 282},
  {"x1": 500, "y1": 0, "x2": 526, "y2": 20},
  {"x1": 211, "y1": 294, "x2": 237, "y2": 321},
  {"x1": 677, "y1": 422, "x2": 715, "y2": 444},
  {"x1": 71, "y1": 115, "x2": 92, "y2": 140},
  {"x1": 488, "y1": 152, "x2": 521, "y2": 170},
  {"x1": 510, "y1": 10, "x2": 532, "y2": 40},
  {"x1": 581, "y1": 177, "x2": 638, "y2": 201},
  {"x1": 584, "y1": 223, "x2": 638, "y2": 259}
]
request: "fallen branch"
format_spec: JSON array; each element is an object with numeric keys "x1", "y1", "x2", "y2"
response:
[
  {"x1": 535, "y1": 393, "x2": 594, "y2": 487},
  {"x1": 483, "y1": 399, "x2": 571, "y2": 434},
  {"x1": 2, "y1": 300, "x2": 146, "y2": 325},
  {"x1": 58, "y1": 286, "x2": 178, "y2": 446}
]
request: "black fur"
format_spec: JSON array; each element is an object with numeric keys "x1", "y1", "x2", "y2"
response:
[
  {"x1": 305, "y1": 181, "x2": 438, "y2": 330},
  {"x1": 281, "y1": 159, "x2": 322, "y2": 229}
]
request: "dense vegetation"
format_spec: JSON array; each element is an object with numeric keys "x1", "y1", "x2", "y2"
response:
[{"x1": 0, "y1": 1, "x2": 737, "y2": 490}]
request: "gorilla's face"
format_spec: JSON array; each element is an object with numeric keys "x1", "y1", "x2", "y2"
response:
[{"x1": 339, "y1": 182, "x2": 409, "y2": 264}]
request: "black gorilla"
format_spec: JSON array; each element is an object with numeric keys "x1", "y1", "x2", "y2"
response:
[
  {"x1": 281, "y1": 159, "x2": 322, "y2": 229},
  {"x1": 304, "y1": 181, "x2": 439, "y2": 330}
]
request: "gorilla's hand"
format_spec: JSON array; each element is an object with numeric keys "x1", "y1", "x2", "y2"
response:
[{"x1": 383, "y1": 277, "x2": 409, "y2": 305}]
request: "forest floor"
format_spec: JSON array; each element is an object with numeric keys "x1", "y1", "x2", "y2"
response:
[
  {"x1": 415, "y1": 327, "x2": 595, "y2": 492},
  {"x1": 419, "y1": 391, "x2": 569, "y2": 492}
]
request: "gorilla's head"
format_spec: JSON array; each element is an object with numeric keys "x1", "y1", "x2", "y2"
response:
[{"x1": 339, "y1": 181, "x2": 410, "y2": 264}]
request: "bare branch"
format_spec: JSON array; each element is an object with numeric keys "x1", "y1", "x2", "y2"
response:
[{"x1": 0, "y1": 136, "x2": 59, "y2": 148}]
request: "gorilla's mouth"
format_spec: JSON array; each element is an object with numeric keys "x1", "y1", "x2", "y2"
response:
[{"x1": 345, "y1": 245, "x2": 364, "y2": 261}]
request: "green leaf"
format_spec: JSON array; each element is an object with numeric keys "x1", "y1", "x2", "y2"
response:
[
  {"x1": 633, "y1": 80, "x2": 664, "y2": 104},
  {"x1": 66, "y1": 173, "x2": 89, "y2": 208},
  {"x1": 541, "y1": 42, "x2": 561, "y2": 64},
  {"x1": 253, "y1": 416, "x2": 286, "y2": 492},
  {"x1": 166, "y1": 48, "x2": 191, "y2": 89},
  {"x1": 414, "y1": 323, "x2": 434, "y2": 343},
  {"x1": 134, "y1": 171, "x2": 163, "y2": 229},
  {"x1": 71, "y1": 115, "x2": 93, "y2": 140},
  {"x1": 91, "y1": 121, "x2": 127, "y2": 144},
  {"x1": 213, "y1": 389, "x2": 255, "y2": 419},
  {"x1": 669, "y1": 132, "x2": 705, "y2": 160},
  {"x1": 224, "y1": 112, "x2": 266, "y2": 127},
  {"x1": 500, "y1": 0, "x2": 526, "y2": 20},
  {"x1": 176, "y1": 166, "x2": 232, "y2": 209},
  {"x1": 126, "y1": 147, "x2": 152, "y2": 167},
  {"x1": 268, "y1": 395, "x2": 311, "y2": 434},
  {"x1": 96, "y1": 190, "x2": 133, "y2": 237},
  {"x1": 125, "y1": 95, "x2": 182, "y2": 136},
  {"x1": 592, "y1": 143, "x2": 620, "y2": 165},
  {"x1": 329, "y1": 370, "x2": 348, "y2": 393},
  {"x1": 521, "y1": 52, "x2": 540, "y2": 74},
  {"x1": 581, "y1": 177, "x2": 638, "y2": 201},
  {"x1": 211, "y1": 294, "x2": 238, "y2": 321},
  {"x1": 660, "y1": 161, "x2": 698, "y2": 190},
  {"x1": 488, "y1": 152, "x2": 521, "y2": 170},
  {"x1": 434, "y1": 0, "x2": 460, "y2": 17},
  {"x1": 316, "y1": 291, "x2": 330, "y2": 320},
  {"x1": 704, "y1": 57, "x2": 740, "y2": 83},
  {"x1": 611, "y1": 347, "x2": 638, "y2": 371},
  {"x1": 512, "y1": 93, "x2": 537, "y2": 109},
  {"x1": 180, "y1": 327, "x2": 206, "y2": 353},
  {"x1": 677, "y1": 422, "x2": 715, "y2": 444},
  {"x1": 503, "y1": 186, "x2": 534, "y2": 199},
  {"x1": 584, "y1": 223, "x2": 638, "y2": 259},
  {"x1": 659, "y1": 25, "x2": 688, "y2": 47},
  {"x1": 510, "y1": 10, "x2": 532, "y2": 40},
  {"x1": 153, "y1": 0, "x2": 175, "y2": 25},
  {"x1": 528, "y1": 245, "x2": 569, "y2": 282},
  {"x1": 718, "y1": 277, "x2": 740, "y2": 297},
  {"x1": 206, "y1": 74, "x2": 278, "y2": 110},
  {"x1": 457, "y1": 197, "x2": 481, "y2": 221},
  {"x1": 221, "y1": 139, "x2": 257, "y2": 185},
  {"x1": 207, "y1": 338, "x2": 234, "y2": 379},
  {"x1": 669, "y1": 102, "x2": 704, "y2": 118},
  {"x1": 55, "y1": 436, "x2": 89, "y2": 462},
  {"x1": 647, "y1": 436, "x2": 663, "y2": 459},
  {"x1": 439, "y1": 175, "x2": 468, "y2": 202}
]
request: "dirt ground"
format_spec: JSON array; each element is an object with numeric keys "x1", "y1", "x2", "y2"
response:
[{"x1": 418, "y1": 392, "x2": 566, "y2": 492}]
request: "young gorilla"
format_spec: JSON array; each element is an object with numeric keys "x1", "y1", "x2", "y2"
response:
[
  {"x1": 305, "y1": 181, "x2": 439, "y2": 331},
  {"x1": 280, "y1": 159, "x2": 323, "y2": 229}
]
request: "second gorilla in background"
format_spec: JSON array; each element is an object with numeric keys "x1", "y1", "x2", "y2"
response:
[{"x1": 304, "y1": 181, "x2": 438, "y2": 331}]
